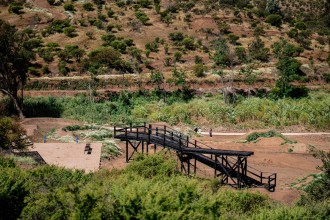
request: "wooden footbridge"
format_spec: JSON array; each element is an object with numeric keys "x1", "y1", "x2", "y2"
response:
[{"x1": 114, "y1": 122, "x2": 276, "y2": 192}]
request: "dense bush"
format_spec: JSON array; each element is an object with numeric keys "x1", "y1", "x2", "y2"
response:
[
  {"x1": 265, "y1": 14, "x2": 282, "y2": 27},
  {"x1": 1, "y1": 152, "x2": 329, "y2": 219},
  {"x1": 0, "y1": 117, "x2": 28, "y2": 150},
  {"x1": 44, "y1": 20, "x2": 71, "y2": 35}
]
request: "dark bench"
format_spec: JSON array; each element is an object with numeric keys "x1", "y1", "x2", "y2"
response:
[{"x1": 84, "y1": 143, "x2": 92, "y2": 154}]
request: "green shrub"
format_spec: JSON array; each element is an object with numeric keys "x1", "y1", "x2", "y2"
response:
[
  {"x1": 324, "y1": 73, "x2": 330, "y2": 83},
  {"x1": 227, "y1": 33, "x2": 239, "y2": 44},
  {"x1": 124, "y1": 153, "x2": 177, "y2": 178},
  {"x1": 265, "y1": 14, "x2": 282, "y2": 27},
  {"x1": 168, "y1": 32, "x2": 184, "y2": 42},
  {"x1": 245, "y1": 130, "x2": 296, "y2": 144},
  {"x1": 64, "y1": 3, "x2": 75, "y2": 11},
  {"x1": 63, "y1": 26, "x2": 77, "y2": 38},
  {"x1": 193, "y1": 63, "x2": 207, "y2": 77},
  {"x1": 107, "y1": 8, "x2": 115, "y2": 17},
  {"x1": 137, "y1": 0, "x2": 151, "y2": 8},
  {"x1": 45, "y1": 20, "x2": 71, "y2": 34},
  {"x1": 8, "y1": 3, "x2": 23, "y2": 14},
  {"x1": 0, "y1": 156, "x2": 16, "y2": 168},
  {"x1": 135, "y1": 10, "x2": 149, "y2": 25},
  {"x1": 83, "y1": 2, "x2": 94, "y2": 11},
  {"x1": 47, "y1": 0, "x2": 55, "y2": 5},
  {"x1": 249, "y1": 37, "x2": 270, "y2": 62},
  {"x1": 173, "y1": 51, "x2": 182, "y2": 62},
  {"x1": 182, "y1": 37, "x2": 195, "y2": 50},
  {"x1": 295, "y1": 21, "x2": 307, "y2": 30}
]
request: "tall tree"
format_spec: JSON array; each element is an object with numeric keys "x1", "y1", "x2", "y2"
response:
[{"x1": 0, "y1": 19, "x2": 34, "y2": 119}]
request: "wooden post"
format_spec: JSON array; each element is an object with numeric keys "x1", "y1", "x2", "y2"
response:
[
  {"x1": 142, "y1": 141, "x2": 144, "y2": 154},
  {"x1": 130, "y1": 122, "x2": 132, "y2": 132},
  {"x1": 194, "y1": 140, "x2": 197, "y2": 175},
  {"x1": 114, "y1": 126, "x2": 116, "y2": 137},
  {"x1": 126, "y1": 141, "x2": 128, "y2": 163},
  {"x1": 156, "y1": 127, "x2": 158, "y2": 136},
  {"x1": 148, "y1": 124, "x2": 151, "y2": 143},
  {"x1": 144, "y1": 122, "x2": 146, "y2": 133},
  {"x1": 187, "y1": 156, "x2": 190, "y2": 176},
  {"x1": 164, "y1": 126, "x2": 166, "y2": 146},
  {"x1": 214, "y1": 155, "x2": 217, "y2": 178},
  {"x1": 179, "y1": 134, "x2": 182, "y2": 148},
  {"x1": 137, "y1": 127, "x2": 139, "y2": 140},
  {"x1": 237, "y1": 156, "x2": 240, "y2": 188},
  {"x1": 186, "y1": 136, "x2": 189, "y2": 147}
]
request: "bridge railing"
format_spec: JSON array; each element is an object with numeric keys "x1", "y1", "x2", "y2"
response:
[{"x1": 114, "y1": 123, "x2": 276, "y2": 190}]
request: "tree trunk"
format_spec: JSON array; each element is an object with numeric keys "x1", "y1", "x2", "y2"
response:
[
  {"x1": 12, "y1": 93, "x2": 25, "y2": 120},
  {"x1": 0, "y1": 89, "x2": 25, "y2": 120}
]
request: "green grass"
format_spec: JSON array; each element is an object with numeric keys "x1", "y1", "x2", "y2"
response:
[{"x1": 18, "y1": 91, "x2": 330, "y2": 130}]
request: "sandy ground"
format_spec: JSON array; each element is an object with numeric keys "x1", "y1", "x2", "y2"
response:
[
  {"x1": 21, "y1": 118, "x2": 330, "y2": 204},
  {"x1": 32, "y1": 143, "x2": 102, "y2": 172}
]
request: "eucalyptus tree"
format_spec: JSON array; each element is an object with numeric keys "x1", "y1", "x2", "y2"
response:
[{"x1": 0, "y1": 19, "x2": 35, "y2": 119}]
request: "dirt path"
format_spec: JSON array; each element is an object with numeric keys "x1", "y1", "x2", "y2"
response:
[{"x1": 21, "y1": 118, "x2": 330, "y2": 204}]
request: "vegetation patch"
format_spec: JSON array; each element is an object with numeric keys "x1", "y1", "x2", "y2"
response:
[{"x1": 245, "y1": 130, "x2": 297, "y2": 145}]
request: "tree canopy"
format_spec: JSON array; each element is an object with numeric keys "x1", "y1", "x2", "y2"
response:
[{"x1": 0, "y1": 19, "x2": 34, "y2": 119}]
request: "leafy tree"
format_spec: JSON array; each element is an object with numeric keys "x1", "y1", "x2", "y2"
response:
[
  {"x1": 273, "y1": 40, "x2": 306, "y2": 98},
  {"x1": 167, "y1": 68, "x2": 187, "y2": 89},
  {"x1": 272, "y1": 39, "x2": 303, "y2": 58},
  {"x1": 58, "y1": 45, "x2": 85, "y2": 63},
  {"x1": 0, "y1": 20, "x2": 34, "y2": 119},
  {"x1": 212, "y1": 38, "x2": 230, "y2": 66},
  {"x1": 0, "y1": 117, "x2": 27, "y2": 150},
  {"x1": 266, "y1": 0, "x2": 281, "y2": 14},
  {"x1": 239, "y1": 65, "x2": 259, "y2": 97},
  {"x1": 248, "y1": 37, "x2": 270, "y2": 62},
  {"x1": 235, "y1": 46, "x2": 247, "y2": 63},
  {"x1": 150, "y1": 70, "x2": 164, "y2": 91}
]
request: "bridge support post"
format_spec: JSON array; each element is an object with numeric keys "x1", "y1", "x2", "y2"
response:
[
  {"x1": 126, "y1": 141, "x2": 128, "y2": 163},
  {"x1": 125, "y1": 140, "x2": 142, "y2": 162},
  {"x1": 187, "y1": 157, "x2": 190, "y2": 176},
  {"x1": 142, "y1": 141, "x2": 144, "y2": 154}
]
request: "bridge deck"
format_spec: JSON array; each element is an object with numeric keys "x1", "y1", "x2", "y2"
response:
[
  {"x1": 115, "y1": 133, "x2": 254, "y2": 157},
  {"x1": 114, "y1": 124, "x2": 276, "y2": 192}
]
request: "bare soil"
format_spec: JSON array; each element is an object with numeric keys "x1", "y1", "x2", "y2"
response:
[{"x1": 20, "y1": 118, "x2": 329, "y2": 204}]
